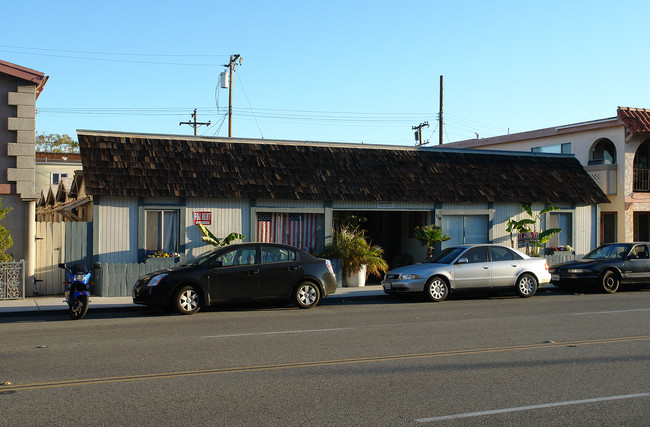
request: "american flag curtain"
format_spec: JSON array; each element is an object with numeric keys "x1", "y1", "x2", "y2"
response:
[{"x1": 257, "y1": 212, "x2": 322, "y2": 252}]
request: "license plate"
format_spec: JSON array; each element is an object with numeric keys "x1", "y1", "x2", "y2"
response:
[{"x1": 551, "y1": 274, "x2": 560, "y2": 281}]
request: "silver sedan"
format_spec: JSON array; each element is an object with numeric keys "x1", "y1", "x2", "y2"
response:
[{"x1": 382, "y1": 244, "x2": 551, "y2": 301}]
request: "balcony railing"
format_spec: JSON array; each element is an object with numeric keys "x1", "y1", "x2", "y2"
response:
[{"x1": 634, "y1": 169, "x2": 650, "y2": 192}]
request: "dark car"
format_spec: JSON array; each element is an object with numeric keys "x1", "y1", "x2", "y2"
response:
[
  {"x1": 133, "y1": 243, "x2": 337, "y2": 314},
  {"x1": 550, "y1": 242, "x2": 650, "y2": 293}
]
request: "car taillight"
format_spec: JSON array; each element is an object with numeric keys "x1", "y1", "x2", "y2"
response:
[
  {"x1": 545, "y1": 262, "x2": 549, "y2": 271},
  {"x1": 325, "y1": 259, "x2": 334, "y2": 275}
]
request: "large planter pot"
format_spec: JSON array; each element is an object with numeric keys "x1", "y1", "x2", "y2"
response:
[{"x1": 344, "y1": 265, "x2": 367, "y2": 287}]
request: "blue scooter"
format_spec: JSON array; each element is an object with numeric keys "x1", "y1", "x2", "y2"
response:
[{"x1": 59, "y1": 263, "x2": 93, "y2": 320}]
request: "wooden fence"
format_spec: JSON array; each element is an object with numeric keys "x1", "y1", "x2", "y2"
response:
[{"x1": 96, "y1": 258, "x2": 180, "y2": 297}]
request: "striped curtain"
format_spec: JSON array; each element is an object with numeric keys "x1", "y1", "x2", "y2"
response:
[{"x1": 257, "y1": 212, "x2": 322, "y2": 253}]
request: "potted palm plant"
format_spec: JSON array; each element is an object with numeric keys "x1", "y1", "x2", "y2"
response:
[
  {"x1": 320, "y1": 227, "x2": 388, "y2": 287},
  {"x1": 413, "y1": 225, "x2": 451, "y2": 259}
]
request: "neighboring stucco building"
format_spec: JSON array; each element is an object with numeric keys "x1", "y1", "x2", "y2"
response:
[
  {"x1": 0, "y1": 59, "x2": 48, "y2": 290},
  {"x1": 440, "y1": 107, "x2": 650, "y2": 244},
  {"x1": 35, "y1": 152, "x2": 81, "y2": 196},
  {"x1": 76, "y1": 131, "x2": 607, "y2": 274}
]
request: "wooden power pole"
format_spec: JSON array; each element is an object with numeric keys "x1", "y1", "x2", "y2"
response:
[
  {"x1": 179, "y1": 109, "x2": 210, "y2": 136},
  {"x1": 413, "y1": 121, "x2": 429, "y2": 146},
  {"x1": 223, "y1": 54, "x2": 242, "y2": 137},
  {"x1": 438, "y1": 75, "x2": 443, "y2": 145}
]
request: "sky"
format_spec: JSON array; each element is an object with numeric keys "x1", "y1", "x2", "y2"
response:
[{"x1": 2, "y1": 0, "x2": 649, "y2": 146}]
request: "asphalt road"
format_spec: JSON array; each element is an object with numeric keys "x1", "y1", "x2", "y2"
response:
[{"x1": 1, "y1": 288, "x2": 649, "y2": 426}]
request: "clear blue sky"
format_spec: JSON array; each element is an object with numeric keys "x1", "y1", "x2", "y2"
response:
[{"x1": 2, "y1": 0, "x2": 649, "y2": 145}]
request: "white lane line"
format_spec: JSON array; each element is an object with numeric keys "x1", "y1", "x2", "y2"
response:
[
  {"x1": 415, "y1": 393, "x2": 650, "y2": 423},
  {"x1": 202, "y1": 327, "x2": 353, "y2": 338},
  {"x1": 574, "y1": 308, "x2": 650, "y2": 315}
]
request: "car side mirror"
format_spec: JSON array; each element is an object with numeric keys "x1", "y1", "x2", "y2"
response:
[
  {"x1": 628, "y1": 254, "x2": 638, "y2": 260},
  {"x1": 456, "y1": 258, "x2": 469, "y2": 264},
  {"x1": 58, "y1": 263, "x2": 66, "y2": 269},
  {"x1": 210, "y1": 260, "x2": 223, "y2": 268}
]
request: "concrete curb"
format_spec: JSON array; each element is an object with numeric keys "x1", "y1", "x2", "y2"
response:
[{"x1": 0, "y1": 286, "x2": 387, "y2": 315}]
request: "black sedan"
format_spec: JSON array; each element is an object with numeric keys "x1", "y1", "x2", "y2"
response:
[
  {"x1": 550, "y1": 242, "x2": 650, "y2": 293},
  {"x1": 133, "y1": 243, "x2": 337, "y2": 314}
]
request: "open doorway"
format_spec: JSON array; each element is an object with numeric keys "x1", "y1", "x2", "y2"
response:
[{"x1": 332, "y1": 210, "x2": 428, "y2": 278}]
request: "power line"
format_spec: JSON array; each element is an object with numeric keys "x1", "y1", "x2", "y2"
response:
[{"x1": 0, "y1": 44, "x2": 230, "y2": 58}]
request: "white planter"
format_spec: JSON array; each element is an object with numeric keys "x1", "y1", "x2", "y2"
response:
[{"x1": 344, "y1": 265, "x2": 367, "y2": 287}]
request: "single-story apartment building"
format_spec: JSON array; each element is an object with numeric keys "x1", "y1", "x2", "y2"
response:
[{"x1": 76, "y1": 130, "x2": 607, "y2": 270}]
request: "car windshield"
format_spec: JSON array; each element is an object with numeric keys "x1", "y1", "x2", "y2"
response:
[
  {"x1": 182, "y1": 249, "x2": 218, "y2": 266},
  {"x1": 584, "y1": 244, "x2": 631, "y2": 260},
  {"x1": 425, "y1": 247, "x2": 466, "y2": 264}
]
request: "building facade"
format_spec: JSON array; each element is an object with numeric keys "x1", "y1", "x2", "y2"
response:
[
  {"x1": 0, "y1": 59, "x2": 48, "y2": 291},
  {"x1": 440, "y1": 108, "x2": 650, "y2": 244},
  {"x1": 76, "y1": 131, "x2": 607, "y2": 269}
]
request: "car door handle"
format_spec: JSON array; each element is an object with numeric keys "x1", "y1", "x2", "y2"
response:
[
  {"x1": 287, "y1": 266, "x2": 299, "y2": 271},
  {"x1": 511, "y1": 264, "x2": 518, "y2": 268},
  {"x1": 482, "y1": 266, "x2": 489, "y2": 270},
  {"x1": 246, "y1": 270, "x2": 259, "y2": 276}
]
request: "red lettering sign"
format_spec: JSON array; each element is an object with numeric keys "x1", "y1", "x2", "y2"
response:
[{"x1": 193, "y1": 211, "x2": 212, "y2": 225}]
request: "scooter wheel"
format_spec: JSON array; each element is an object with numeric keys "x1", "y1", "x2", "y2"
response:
[{"x1": 69, "y1": 295, "x2": 89, "y2": 320}]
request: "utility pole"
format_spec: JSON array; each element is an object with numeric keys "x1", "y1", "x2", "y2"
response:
[
  {"x1": 179, "y1": 109, "x2": 210, "y2": 136},
  {"x1": 412, "y1": 121, "x2": 429, "y2": 146},
  {"x1": 223, "y1": 54, "x2": 242, "y2": 137},
  {"x1": 438, "y1": 75, "x2": 443, "y2": 145}
]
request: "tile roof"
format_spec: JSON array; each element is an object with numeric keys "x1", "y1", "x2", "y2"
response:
[
  {"x1": 617, "y1": 107, "x2": 650, "y2": 139},
  {"x1": 77, "y1": 131, "x2": 609, "y2": 205},
  {"x1": 0, "y1": 59, "x2": 48, "y2": 98}
]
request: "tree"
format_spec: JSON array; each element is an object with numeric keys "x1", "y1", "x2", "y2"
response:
[
  {"x1": 413, "y1": 225, "x2": 451, "y2": 258},
  {"x1": 0, "y1": 197, "x2": 13, "y2": 262},
  {"x1": 198, "y1": 224, "x2": 245, "y2": 247},
  {"x1": 36, "y1": 133, "x2": 79, "y2": 153},
  {"x1": 507, "y1": 203, "x2": 562, "y2": 256}
]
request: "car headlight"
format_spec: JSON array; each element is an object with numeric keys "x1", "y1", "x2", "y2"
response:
[
  {"x1": 567, "y1": 269, "x2": 589, "y2": 274},
  {"x1": 399, "y1": 274, "x2": 419, "y2": 280},
  {"x1": 147, "y1": 273, "x2": 168, "y2": 287}
]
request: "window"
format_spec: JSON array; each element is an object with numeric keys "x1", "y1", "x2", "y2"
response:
[
  {"x1": 442, "y1": 215, "x2": 488, "y2": 248},
  {"x1": 145, "y1": 210, "x2": 179, "y2": 254},
  {"x1": 51, "y1": 172, "x2": 68, "y2": 185},
  {"x1": 462, "y1": 247, "x2": 488, "y2": 263},
  {"x1": 261, "y1": 246, "x2": 296, "y2": 263},
  {"x1": 531, "y1": 143, "x2": 571, "y2": 154},
  {"x1": 216, "y1": 247, "x2": 257, "y2": 266},
  {"x1": 549, "y1": 212, "x2": 573, "y2": 247},
  {"x1": 633, "y1": 139, "x2": 650, "y2": 192},
  {"x1": 589, "y1": 139, "x2": 616, "y2": 165},
  {"x1": 490, "y1": 246, "x2": 522, "y2": 261}
]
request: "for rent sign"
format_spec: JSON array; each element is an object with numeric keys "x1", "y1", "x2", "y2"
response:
[
  {"x1": 193, "y1": 211, "x2": 212, "y2": 225},
  {"x1": 518, "y1": 231, "x2": 539, "y2": 247}
]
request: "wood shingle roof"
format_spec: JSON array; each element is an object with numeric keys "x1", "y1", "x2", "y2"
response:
[{"x1": 77, "y1": 131, "x2": 608, "y2": 205}]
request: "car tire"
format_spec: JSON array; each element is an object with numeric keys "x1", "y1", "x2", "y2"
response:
[
  {"x1": 174, "y1": 286, "x2": 201, "y2": 315},
  {"x1": 294, "y1": 282, "x2": 320, "y2": 309},
  {"x1": 516, "y1": 273, "x2": 538, "y2": 298},
  {"x1": 423, "y1": 277, "x2": 449, "y2": 302},
  {"x1": 600, "y1": 270, "x2": 620, "y2": 294}
]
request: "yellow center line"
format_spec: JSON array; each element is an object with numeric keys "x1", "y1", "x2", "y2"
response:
[{"x1": 3, "y1": 335, "x2": 649, "y2": 393}]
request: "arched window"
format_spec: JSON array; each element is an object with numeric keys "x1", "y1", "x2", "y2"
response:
[
  {"x1": 633, "y1": 139, "x2": 650, "y2": 192},
  {"x1": 589, "y1": 139, "x2": 616, "y2": 165}
]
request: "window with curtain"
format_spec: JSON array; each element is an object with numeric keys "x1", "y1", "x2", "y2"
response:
[
  {"x1": 549, "y1": 212, "x2": 573, "y2": 247},
  {"x1": 145, "y1": 210, "x2": 179, "y2": 254}
]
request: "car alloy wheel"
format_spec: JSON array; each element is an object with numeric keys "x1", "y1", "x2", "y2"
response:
[
  {"x1": 424, "y1": 277, "x2": 448, "y2": 302},
  {"x1": 294, "y1": 282, "x2": 320, "y2": 309},
  {"x1": 516, "y1": 273, "x2": 538, "y2": 298},
  {"x1": 175, "y1": 286, "x2": 200, "y2": 315},
  {"x1": 601, "y1": 270, "x2": 619, "y2": 294}
]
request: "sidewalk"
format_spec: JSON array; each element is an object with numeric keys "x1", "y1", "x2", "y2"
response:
[{"x1": 0, "y1": 285, "x2": 387, "y2": 315}]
